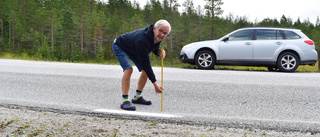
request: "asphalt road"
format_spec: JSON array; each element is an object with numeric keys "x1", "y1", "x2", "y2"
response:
[{"x1": 0, "y1": 59, "x2": 320, "y2": 132}]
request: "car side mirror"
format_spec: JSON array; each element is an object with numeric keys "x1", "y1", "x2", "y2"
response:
[{"x1": 222, "y1": 37, "x2": 229, "y2": 42}]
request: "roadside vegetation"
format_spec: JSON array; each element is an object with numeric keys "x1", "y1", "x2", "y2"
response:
[{"x1": 1, "y1": 51, "x2": 319, "y2": 72}]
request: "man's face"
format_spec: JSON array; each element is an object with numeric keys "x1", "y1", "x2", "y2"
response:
[{"x1": 153, "y1": 25, "x2": 170, "y2": 42}]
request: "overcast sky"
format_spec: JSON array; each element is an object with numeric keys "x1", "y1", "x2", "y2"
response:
[{"x1": 103, "y1": 0, "x2": 320, "y2": 25}]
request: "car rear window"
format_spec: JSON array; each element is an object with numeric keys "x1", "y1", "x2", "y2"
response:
[
  {"x1": 283, "y1": 31, "x2": 301, "y2": 39},
  {"x1": 256, "y1": 29, "x2": 284, "y2": 40}
]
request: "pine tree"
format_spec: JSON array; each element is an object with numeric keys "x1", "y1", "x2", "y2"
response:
[
  {"x1": 0, "y1": 0, "x2": 4, "y2": 51},
  {"x1": 204, "y1": 0, "x2": 223, "y2": 39},
  {"x1": 316, "y1": 16, "x2": 320, "y2": 27},
  {"x1": 61, "y1": 4, "x2": 76, "y2": 60}
]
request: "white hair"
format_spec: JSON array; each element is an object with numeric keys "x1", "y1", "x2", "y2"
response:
[{"x1": 155, "y1": 20, "x2": 171, "y2": 34}]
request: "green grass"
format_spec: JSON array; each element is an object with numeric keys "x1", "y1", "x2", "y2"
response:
[
  {"x1": 213, "y1": 62, "x2": 319, "y2": 73},
  {"x1": 1, "y1": 52, "x2": 319, "y2": 72},
  {"x1": 296, "y1": 62, "x2": 319, "y2": 72}
]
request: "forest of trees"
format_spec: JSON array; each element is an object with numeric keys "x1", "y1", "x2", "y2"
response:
[{"x1": 0, "y1": 0, "x2": 319, "y2": 66}]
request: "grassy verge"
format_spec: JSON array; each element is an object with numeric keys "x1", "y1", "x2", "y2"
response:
[
  {"x1": 213, "y1": 62, "x2": 319, "y2": 72},
  {"x1": 1, "y1": 52, "x2": 319, "y2": 72}
]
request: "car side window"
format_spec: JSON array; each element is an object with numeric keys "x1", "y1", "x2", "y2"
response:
[
  {"x1": 256, "y1": 29, "x2": 284, "y2": 40},
  {"x1": 229, "y1": 30, "x2": 254, "y2": 41},
  {"x1": 283, "y1": 31, "x2": 301, "y2": 39}
]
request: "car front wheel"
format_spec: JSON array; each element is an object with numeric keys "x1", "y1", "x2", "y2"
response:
[
  {"x1": 195, "y1": 50, "x2": 215, "y2": 69},
  {"x1": 277, "y1": 52, "x2": 299, "y2": 72}
]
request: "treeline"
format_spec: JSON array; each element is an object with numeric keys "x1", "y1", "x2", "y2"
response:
[{"x1": 0, "y1": 0, "x2": 319, "y2": 65}]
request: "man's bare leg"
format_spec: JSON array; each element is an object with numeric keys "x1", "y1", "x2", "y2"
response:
[
  {"x1": 122, "y1": 69, "x2": 133, "y2": 96},
  {"x1": 120, "y1": 68, "x2": 136, "y2": 111},
  {"x1": 137, "y1": 70, "x2": 148, "y2": 91},
  {"x1": 132, "y1": 70, "x2": 152, "y2": 105}
]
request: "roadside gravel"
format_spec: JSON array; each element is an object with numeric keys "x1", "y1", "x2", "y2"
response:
[{"x1": 0, "y1": 107, "x2": 318, "y2": 137}]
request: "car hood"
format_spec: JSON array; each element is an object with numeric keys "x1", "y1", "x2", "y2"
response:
[{"x1": 182, "y1": 39, "x2": 221, "y2": 50}]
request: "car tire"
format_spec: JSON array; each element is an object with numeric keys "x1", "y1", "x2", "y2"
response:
[
  {"x1": 195, "y1": 50, "x2": 215, "y2": 69},
  {"x1": 277, "y1": 52, "x2": 299, "y2": 72}
]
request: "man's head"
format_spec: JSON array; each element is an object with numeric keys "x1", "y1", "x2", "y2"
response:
[{"x1": 153, "y1": 20, "x2": 171, "y2": 42}]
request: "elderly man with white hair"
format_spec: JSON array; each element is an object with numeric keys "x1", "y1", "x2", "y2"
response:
[{"x1": 113, "y1": 19, "x2": 171, "y2": 111}]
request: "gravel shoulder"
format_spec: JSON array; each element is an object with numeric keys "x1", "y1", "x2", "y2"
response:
[{"x1": 0, "y1": 107, "x2": 318, "y2": 137}]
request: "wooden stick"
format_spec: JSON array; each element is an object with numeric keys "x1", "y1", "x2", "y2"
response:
[{"x1": 161, "y1": 48, "x2": 163, "y2": 111}]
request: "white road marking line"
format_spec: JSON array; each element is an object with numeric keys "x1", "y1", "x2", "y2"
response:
[{"x1": 94, "y1": 109, "x2": 181, "y2": 118}]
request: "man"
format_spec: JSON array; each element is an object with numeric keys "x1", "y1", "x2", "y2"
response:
[{"x1": 112, "y1": 20, "x2": 171, "y2": 111}]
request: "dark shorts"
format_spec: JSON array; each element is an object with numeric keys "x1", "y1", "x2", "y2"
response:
[{"x1": 112, "y1": 42, "x2": 142, "y2": 72}]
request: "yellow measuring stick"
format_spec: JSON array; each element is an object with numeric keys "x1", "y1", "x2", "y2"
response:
[{"x1": 161, "y1": 48, "x2": 164, "y2": 111}]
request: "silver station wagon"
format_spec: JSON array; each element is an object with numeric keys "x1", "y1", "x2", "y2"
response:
[{"x1": 180, "y1": 27, "x2": 318, "y2": 72}]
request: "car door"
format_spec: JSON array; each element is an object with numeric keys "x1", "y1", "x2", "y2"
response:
[
  {"x1": 253, "y1": 29, "x2": 286, "y2": 61},
  {"x1": 219, "y1": 29, "x2": 254, "y2": 61}
]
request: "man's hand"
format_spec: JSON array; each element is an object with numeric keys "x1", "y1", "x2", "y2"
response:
[
  {"x1": 153, "y1": 82, "x2": 163, "y2": 93},
  {"x1": 158, "y1": 49, "x2": 166, "y2": 59}
]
